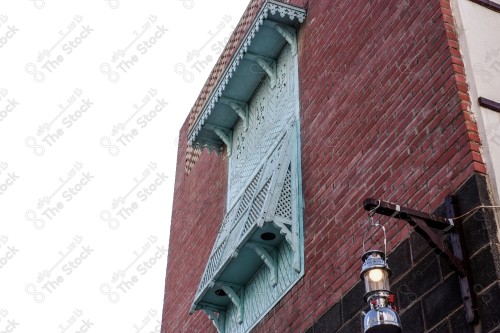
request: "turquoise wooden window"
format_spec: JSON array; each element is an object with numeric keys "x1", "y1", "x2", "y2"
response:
[{"x1": 188, "y1": 2, "x2": 306, "y2": 332}]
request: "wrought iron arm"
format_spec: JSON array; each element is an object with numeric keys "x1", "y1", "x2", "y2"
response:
[{"x1": 363, "y1": 196, "x2": 479, "y2": 323}]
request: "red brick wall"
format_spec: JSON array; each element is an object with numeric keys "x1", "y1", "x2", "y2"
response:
[
  {"x1": 162, "y1": 0, "x2": 485, "y2": 332},
  {"x1": 162, "y1": 120, "x2": 227, "y2": 333}
]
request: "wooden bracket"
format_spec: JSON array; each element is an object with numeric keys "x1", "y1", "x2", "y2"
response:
[
  {"x1": 246, "y1": 242, "x2": 278, "y2": 287},
  {"x1": 445, "y1": 195, "x2": 479, "y2": 324},
  {"x1": 272, "y1": 216, "x2": 292, "y2": 245},
  {"x1": 275, "y1": 25, "x2": 297, "y2": 55},
  {"x1": 220, "y1": 285, "x2": 244, "y2": 324},
  {"x1": 220, "y1": 97, "x2": 249, "y2": 130},
  {"x1": 202, "y1": 308, "x2": 226, "y2": 333},
  {"x1": 205, "y1": 124, "x2": 232, "y2": 157},
  {"x1": 468, "y1": 0, "x2": 500, "y2": 13},
  {"x1": 478, "y1": 97, "x2": 500, "y2": 113},
  {"x1": 244, "y1": 52, "x2": 277, "y2": 88},
  {"x1": 363, "y1": 197, "x2": 479, "y2": 323},
  {"x1": 263, "y1": 20, "x2": 298, "y2": 55}
]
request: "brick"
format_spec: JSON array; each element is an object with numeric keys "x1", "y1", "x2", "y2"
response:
[
  {"x1": 449, "y1": 307, "x2": 476, "y2": 333},
  {"x1": 308, "y1": 301, "x2": 343, "y2": 333},
  {"x1": 395, "y1": 253, "x2": 441, "y2": 310},
  {"x1": 338, "y1": 315, "x2": 362, "y2": 333},
  {"x1": 341, "y1": 281, "x2": 365, "y2": 322},
  {"x1": 472, "y1": 161, "x2": 487, "y2": 174},
  {"x1": 438, "y1": 253, "x2": 455, "y2": 279},
  {"x1": 410, "y1": 232, "x2": 433, "y2": 263},
  {"x1": 470, "y1": 245, "x2": 500, "y2": 291},
  {"x1": 428, "y1": 320, "x2": 450, "y2": 333},
  {"x1": 163, "y1": 0, "x2": 500, "y2": 331},
  {"x1": 422, "y1": 275, "x2": 463, "y2": 328},
  {"x1": 400, "y1": 301, "x2": 425, "y2": 333},
  {"x1": 389, "y1": 239, "x2": 412, "y2": 281},
  {"x1": 476, "y1": 282, "x2": 500, "y2": 333}
]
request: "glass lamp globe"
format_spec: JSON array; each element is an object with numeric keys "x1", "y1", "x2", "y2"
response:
[
  {"x1": 360, "y1": 250, "x2": 402, "y2": 333},
  {"x1": 360, "y1": 250, "x2": 391, "y2": 301}
]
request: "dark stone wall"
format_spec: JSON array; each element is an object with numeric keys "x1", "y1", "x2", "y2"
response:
[{"x1": 306, "y1": 173, "x2": 500, "y2": 333}]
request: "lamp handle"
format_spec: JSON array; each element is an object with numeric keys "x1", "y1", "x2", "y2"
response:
[{"x1": 362, "y1": 218, "x2": 387, "y2": 258}]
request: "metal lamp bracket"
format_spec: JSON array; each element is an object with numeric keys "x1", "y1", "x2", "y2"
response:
[{"x1": 363, "y1": 196, "x2": 479, "y2": 323}]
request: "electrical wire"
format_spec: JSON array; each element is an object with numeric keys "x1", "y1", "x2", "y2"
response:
[{"x1": 451, "y1": 205, "x2": 500, "y2": 221}]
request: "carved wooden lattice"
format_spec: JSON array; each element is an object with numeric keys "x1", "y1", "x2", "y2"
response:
[
  {"x1": 190, "y1": 3, "x2": 306, "y2": 330},
  {"x1": 215, "y1": 44, "x2": 301, "y2": 332},
  {"x1": 228, "y1": 46, "x2": 297, "y2": 206}
]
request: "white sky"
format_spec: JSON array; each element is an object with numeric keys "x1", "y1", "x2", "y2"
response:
[{"x1": 0, "y1": 1, "x2": 249, "y2": 332}]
